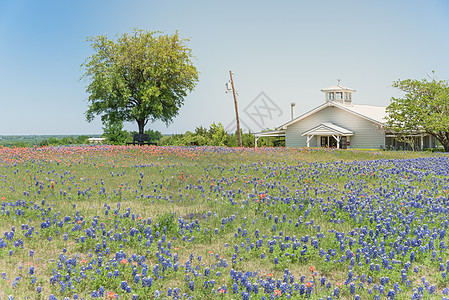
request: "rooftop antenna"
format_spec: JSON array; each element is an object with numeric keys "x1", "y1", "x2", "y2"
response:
[{"x1": 337, "y1": 79, "x2": 341, "y2": 86}]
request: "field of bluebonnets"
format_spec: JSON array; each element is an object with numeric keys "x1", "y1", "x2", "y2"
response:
[{"x1": 2, "y1": 145, "x2": 449, "y2": 300}]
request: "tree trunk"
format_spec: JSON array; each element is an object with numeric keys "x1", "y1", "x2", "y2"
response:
[
  {"x1": 444, "y1": 142, "x2": 449, "y2": 153},
  {"x1": 137, "y1": 119, "x2": 145, "y2": 134},
  {"x1": 440, "y1": 133, "x2": 449, "y2": 152}
]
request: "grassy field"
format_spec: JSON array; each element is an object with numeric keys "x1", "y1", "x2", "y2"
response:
[{"x1": 1, "y1": 145, "x2": 448, "y2": 299}]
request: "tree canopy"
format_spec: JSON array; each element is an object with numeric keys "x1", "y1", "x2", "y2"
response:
[
  {"x1": 81, "y1": 29, "x2": 199, "y2": 133},
  {"x1": 386, "y1": 74, "x2": 449, "y2": 152}
]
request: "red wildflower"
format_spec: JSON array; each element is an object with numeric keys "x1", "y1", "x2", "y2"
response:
[{"x1": 106, "y1": 292, "x2": 116, "y2": 299}]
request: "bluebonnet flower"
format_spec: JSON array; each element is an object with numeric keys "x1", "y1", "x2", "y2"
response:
[
  {"x1": 350, "y1": 283, "x2": 355, "y2": 294},
  {"x1": 387, "y1": 289, "x2": 395, "y2": 299},
  {"x1": 233, "y1": 282, "x2": 239, "y2": 294},
  {"x1": 253, "y1": 283, "x2": 259, "y2": 294}
]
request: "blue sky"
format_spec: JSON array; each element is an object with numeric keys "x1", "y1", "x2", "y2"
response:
[{"x1": 1, "y1": 0, "x2": 449, "y2": 135}]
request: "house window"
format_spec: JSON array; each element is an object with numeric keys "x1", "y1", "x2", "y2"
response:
[
  {"x1": 328, "y1": 92, "x2": 334, "y2": 100},
  {"x1": 345, "y1": 93, "x2": 351, "y2": 101},
  {"x1": 336, "y1": 92, "x2": 342, "y2": 100},
  {"x1": 321, "y1": 136, "x2": 328, "y2": 147}
]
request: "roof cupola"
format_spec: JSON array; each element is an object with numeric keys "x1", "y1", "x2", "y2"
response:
[{"x1": 320, "y1": 80, "x2": 355, "y2": 105}]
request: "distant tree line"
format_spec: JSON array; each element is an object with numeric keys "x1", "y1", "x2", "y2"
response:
[
  {"x1": 0, "y1": 136, "x2": 93, "y2": 147},
  {"x1": 39, "y1": 136, "x2": 91, "y2": 147},
  {"x1": 102, "y1": 122, "x2": 283, "y2": 147},
  {"x1": 0, "y1": 125, "x2": 283, "y2": 148},
  {"x1": 158, "y1": 123, "x2": 256, "y2": 147}
]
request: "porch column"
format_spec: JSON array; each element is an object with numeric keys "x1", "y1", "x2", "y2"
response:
[
  {"x1": 332, "y1": 135, "x2": 341, "y2": 149},
  {"x1": 306, "y1": 135, "x2": 314, "y2": 148},
  {"x1": 255, "y1": 137, "x2": 259, "y2": 148}
]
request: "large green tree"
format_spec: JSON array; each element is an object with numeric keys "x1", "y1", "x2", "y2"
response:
[
  {"x1": 386, "y1": 74, "x2": 449, "y2": 152},
  {"x1": 81, "y1": 29, "x2": 199, "y2": 134}
]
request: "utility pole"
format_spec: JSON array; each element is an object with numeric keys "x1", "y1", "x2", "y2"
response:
[{"x1": 229, "y1": 70, "x2": 242, "y2": 147}]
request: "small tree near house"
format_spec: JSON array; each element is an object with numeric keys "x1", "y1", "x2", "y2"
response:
[{"x1": 386, "y1": 73, "x2": 449, "y2": 152}]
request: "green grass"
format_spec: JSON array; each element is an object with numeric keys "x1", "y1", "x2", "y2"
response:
[{"x1": 0, "y1": 146, "x2": 447, "y2": 299}]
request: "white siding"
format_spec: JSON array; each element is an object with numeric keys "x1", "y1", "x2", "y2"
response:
[{"x1": 285, "y1": 106, "x2": 385, "y2": 149}]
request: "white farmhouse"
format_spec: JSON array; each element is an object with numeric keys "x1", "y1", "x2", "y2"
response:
[{"x1": 255, "y1": 84, "x2": 437, "y2": 150}]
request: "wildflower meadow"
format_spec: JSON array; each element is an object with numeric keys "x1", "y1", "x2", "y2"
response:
[{"x1": 1, "y1": 145, "x2": 449, "y2": 300}]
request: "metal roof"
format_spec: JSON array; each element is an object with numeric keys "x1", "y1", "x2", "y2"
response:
[
  {"x1": 344, "y1": 104, "x2": 387, "y2": 123},
  {"x1": 254, "y1": 130, "x2": 286, "y2": 137},
  {"x1": 320, "y1": 84, "x2": 356, "y2": 92}
]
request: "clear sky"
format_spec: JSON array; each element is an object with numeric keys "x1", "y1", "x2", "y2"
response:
[{"x1": 1, "y1": 0, "x2": 449, "y2": 135}]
